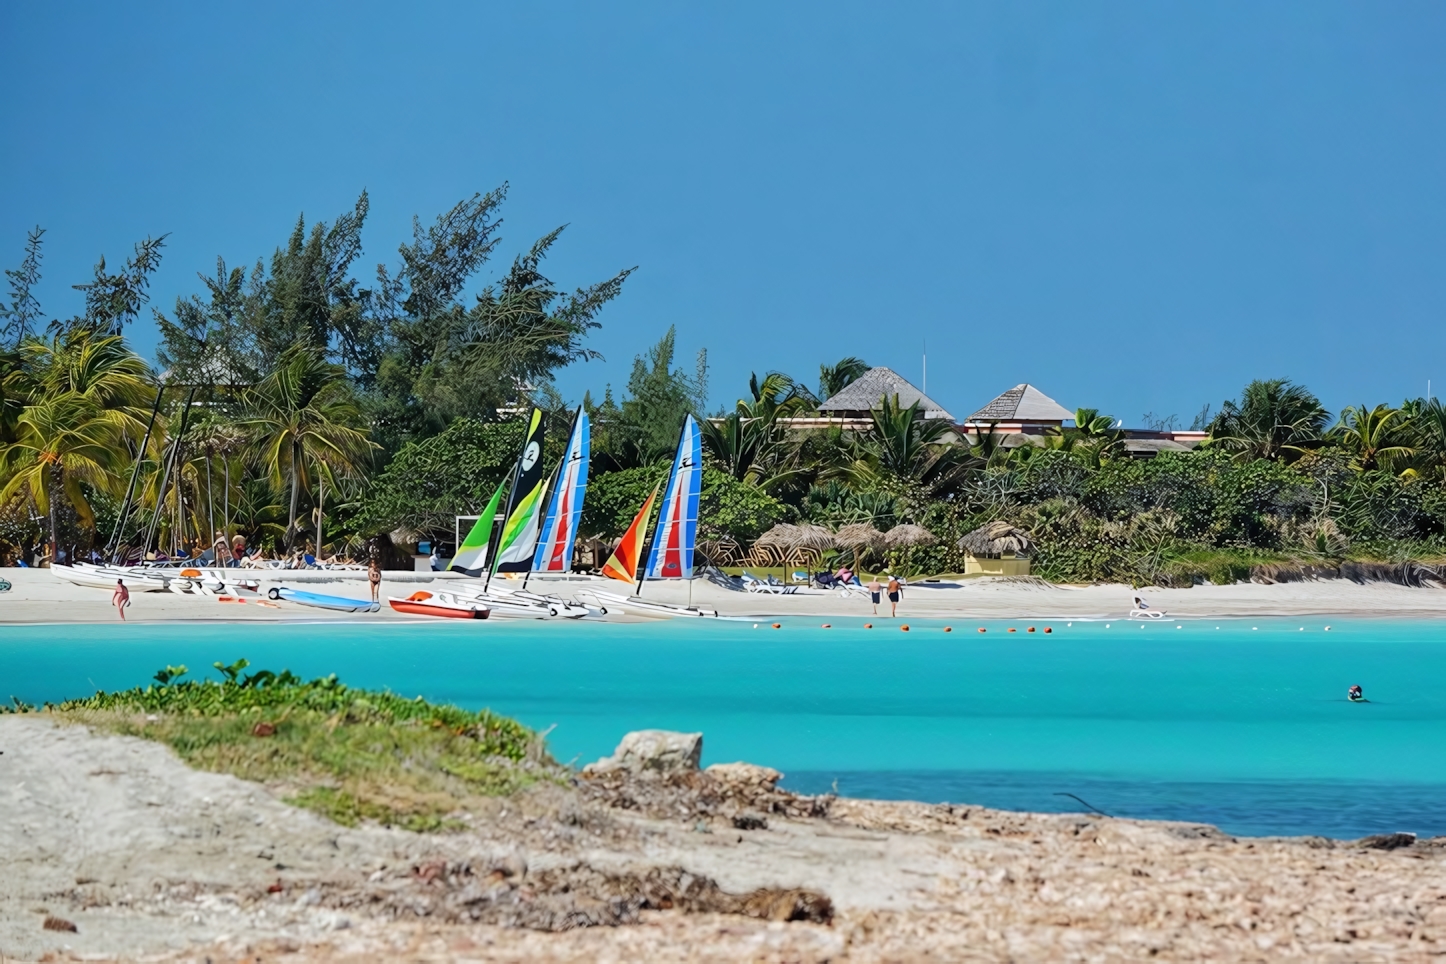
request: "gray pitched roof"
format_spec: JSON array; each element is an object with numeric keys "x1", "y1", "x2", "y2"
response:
[
  {"x1": 967, "y1": 384, "x2": 1074, "y2": 423},
  {"x1": 817, "y1": 367, "x2": 953, "y2": 420}
]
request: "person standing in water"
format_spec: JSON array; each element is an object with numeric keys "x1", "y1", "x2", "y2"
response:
[
  {"x1": 1348, "y1": 684, "x2": 1365, "y2": 702},
  {"x1": 112, "y1": 579, "x2": 130, "y2": 621}
]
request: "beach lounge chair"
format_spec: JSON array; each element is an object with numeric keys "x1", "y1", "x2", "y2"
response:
[
  {"x1": 1130, "y1": 595, "x2": 1166, "y2": 619},
  {"x1": 741, "y1": 572, "x2": 795, "y2": 594}
]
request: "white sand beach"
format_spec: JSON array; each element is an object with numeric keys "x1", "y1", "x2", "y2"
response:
[{"x1": 2, "y1": 567, "x2": 1445, "y2": 624}]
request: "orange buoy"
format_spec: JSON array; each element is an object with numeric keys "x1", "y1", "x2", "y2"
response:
[
  {"x1": 1007, "y1": 627, "x2": 1016, "y2": 633},
  {"x1": 771, "y1": 622, "x2": 781, "y2": 629},
  {"x1": 1027, "y1": 626, "x2": 1036, "y2": 633},
  {"x1": 900, "y1": 624, "x2": 910, "y2": 632},
  {"x1": 1044, "y1": 627, "x2": 1052, "y2": 633},
  {"x1": 943, "y1": 626, "x2": 952, "y2": 632},
  {"x1": 864, "y1": 623, "x2": 873, "y2": 629},
  {"x1": 821, "y1": 623, "x2": 831, "y2": 629},
  {"x1": 978, "y1": 627, "x2": 986, "y2": 633}
]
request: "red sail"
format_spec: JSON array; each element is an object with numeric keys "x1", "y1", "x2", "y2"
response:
[{"x1": 601, "y1": 484, "x2": 659, "y2": 584}]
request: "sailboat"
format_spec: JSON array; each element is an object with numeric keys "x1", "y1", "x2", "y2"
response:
[
  {"x1": 443, "y1": 408, "x2": 591, "y2": 618},
  {"x1": 578, "y1": 415, "x2": 719, "y2": 618},
  {"x1": 533, "y1": 408, "x2": 590, "y2": 573}
]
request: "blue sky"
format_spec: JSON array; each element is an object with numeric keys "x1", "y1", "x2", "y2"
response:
[{"x1": 3, "y1": 1, "x2": 1444, "y2": 426}]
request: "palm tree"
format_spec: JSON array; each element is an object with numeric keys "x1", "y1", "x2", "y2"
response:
[
  {"x1": 1205, "y1": 379, "x2": 1329, "y2": 461},
  {"x1": 236, "y1": 345, "x2": 375, "y2": 550},
  {"x1": 0, "y1": 330, "x2": 157, "y2": 558},
  {"x1": 701, "y1": 371, "x2": 811, "y2": 488},
  {"x1": 1411, "y1": 398, "x2": 1446, "y2": 480},
  {"x1": 1331, "y1": 404, "x2": 1416, "y2": 473},
  {"x1": 11, "y1": 329, "x2": 155, "y2": 421},
  {"x1": 848, "y1": 395, "x2": 967, "y2": 488},
  {"x1": 818, "y1": 356, "x2": 869, "y2": 400},
  {"x1": 0, "y1": 394, "x2": 131, "y2": 561}
]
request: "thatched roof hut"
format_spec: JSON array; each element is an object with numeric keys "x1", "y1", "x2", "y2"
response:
[
  {"x1": 883, "y1": 524, "x2": 937, "y2": 549},
  {"x1": 958, "y1": 521, "x2": 1034, "y2": 558}
]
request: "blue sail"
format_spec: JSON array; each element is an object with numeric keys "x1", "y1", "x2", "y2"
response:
[
  {"x1": 533, "y1": 408, "x2": 590, "y2": 572},
  {"x1": 644, "y1": 415, "x2": 702, "y2": 580}
]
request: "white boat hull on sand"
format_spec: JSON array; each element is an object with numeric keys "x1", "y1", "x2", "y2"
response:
[
  {"x1": 53, "y1": 564, "x2": 169, "y2": 593},
  {"x1": 579, "y1": 587, "x2": 719, "y2": 618}
]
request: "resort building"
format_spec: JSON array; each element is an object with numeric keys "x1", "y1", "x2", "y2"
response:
[
  {"x1": 960, "y1": 383, "x2": 1206, "y2": 458},
  {"x1": 799, "y1": 367, "x2": 953, "y2": 430},
  {"x1": 960, "y1": 383, "x2": 1075, "y2": 435}
]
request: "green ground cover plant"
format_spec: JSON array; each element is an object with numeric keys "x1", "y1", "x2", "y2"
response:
[{"x1": 6, "y1": 659, "x2": 552, "y2": 832}]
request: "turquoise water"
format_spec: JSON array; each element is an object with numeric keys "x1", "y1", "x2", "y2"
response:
[{"x1": 3, "y1": 617, "x2": 1443, "y2": 838}]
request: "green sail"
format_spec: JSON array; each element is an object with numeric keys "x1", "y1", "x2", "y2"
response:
[{"x1": 448, "y1": 481, "x2": 505, "y2": 576}]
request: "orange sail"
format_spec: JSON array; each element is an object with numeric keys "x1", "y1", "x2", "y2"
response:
[{"x1": 601, "y1": 483, "x2": 659, "y2": 584}]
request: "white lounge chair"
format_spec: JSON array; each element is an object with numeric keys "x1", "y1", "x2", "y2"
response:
[{"x1": 1130, "y1": 595, "x2": 1166, "y2": 619}]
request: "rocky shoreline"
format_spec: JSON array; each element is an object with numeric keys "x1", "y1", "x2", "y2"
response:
[{"x1": 4, "y1": 717, "x2": 1445, "y2": 961}]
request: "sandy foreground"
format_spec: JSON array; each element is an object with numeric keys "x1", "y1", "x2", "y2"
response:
[
  {"x1": 2, "y1": 567, "x2": 1446, "y2": 624},
  {"x1": 3, "y1": 715, "x2": 1445, "y2": 963}
]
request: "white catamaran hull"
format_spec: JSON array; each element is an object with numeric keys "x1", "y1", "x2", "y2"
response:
[{"x1": 578, "y1": 586, "x2": 718, "y2": 618}]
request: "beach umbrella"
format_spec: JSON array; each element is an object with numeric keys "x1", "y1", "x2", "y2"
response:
[
  {"x1": 833, "y1": 522, "x2": 884, "y2": 572},
  {"x1": 753, "y1": 523, "x2": 802, "y2": 549},
  {"x1": 883, "y1": 524, "x2": 937, "y2": 549},
  {"x1": 834, "y1": 522, "x2": 884, "y2": 549},
  {"x1": 792, "y1": 524, "x2": 838, "y2": 551},
  {"x1": 958, "y1": 521, "x2": 1034, "y2": 557}
]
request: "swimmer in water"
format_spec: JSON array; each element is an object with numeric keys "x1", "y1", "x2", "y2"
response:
[{"x1": 1348, "y1": 684, "x2": 1364, "y2": 702}]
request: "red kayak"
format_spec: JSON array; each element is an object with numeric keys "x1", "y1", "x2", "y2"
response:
[{"x1": 387, "y1": 591, "x2": 490, "y2": 619}]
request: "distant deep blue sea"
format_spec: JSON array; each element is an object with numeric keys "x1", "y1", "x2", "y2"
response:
[{"x1": 3, "y1": 616, "x2": 1443, "y2": 839}]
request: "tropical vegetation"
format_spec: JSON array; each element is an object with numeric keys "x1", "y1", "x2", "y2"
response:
[{"x1": 3, "y1": 195, "x2": 1446, "y2": 585}]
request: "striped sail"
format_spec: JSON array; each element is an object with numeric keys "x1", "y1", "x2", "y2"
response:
[
  {"x1": 601, "y1": 482, "x2": 659, "y2": 584},
  {"x1": 533, "y1": 408, "x2": 590, "y2": 572},
  {"x1": 644, "y1": 415, "x2": 702, "y2": 580},
  {"x1": 493, "y1": 409, "x2": 547, "y2": 573},
  {"x1": 448, "y1": 481, "x2": 505, "y2": 576}
]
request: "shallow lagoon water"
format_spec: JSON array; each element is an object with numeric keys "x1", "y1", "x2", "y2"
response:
[{"x1": 3, "y1": 616, "x2": 1443, "y2": 838}]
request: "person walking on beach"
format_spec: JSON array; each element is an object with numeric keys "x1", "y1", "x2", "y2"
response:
[
  {"x1": 886, "y1": 573, "x2": 901, "y2": 617},
  {"x1": 866, "y1": 575, "x2": 882, "y2": 615},
  {"x1": 112, "y1": 579, "x2": 130, "y2": 621}
]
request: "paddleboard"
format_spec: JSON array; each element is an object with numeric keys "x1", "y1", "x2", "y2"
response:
[{"x1": 268, "y1": 586, "x2": 380, "y2": 613}]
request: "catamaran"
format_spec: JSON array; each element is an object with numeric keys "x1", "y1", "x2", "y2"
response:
[
  {"x1": 577, "y1": 415, "x2": 719, "y2": 618},
  {"x1": 441, "y1": 407, "x2": 596, "y2": 618}
]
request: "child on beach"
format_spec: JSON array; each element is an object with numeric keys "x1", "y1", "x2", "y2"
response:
[{"x1": 112, "y1": 579, "x2": 130, "y2": 621}]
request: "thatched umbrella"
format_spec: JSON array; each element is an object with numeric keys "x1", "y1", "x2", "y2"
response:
[
  {"x1": 792, "y1": 524, "x2": 838, "y2": 551},
  {"x1": 958, "y1": 521, "x2": 1034, "y2": 557},
  {"x1": 753, "y1": 523, "x2": 801, "y2": 549},
  {"x1": 834, "y1": 522, "x2": 885, "y2": 549},
  {"x1": 883, "y1": 524, "x2": 937, "y2": 549},
  {"x1": 834, "y1": 522, "x2": 884, "y2": 572}
]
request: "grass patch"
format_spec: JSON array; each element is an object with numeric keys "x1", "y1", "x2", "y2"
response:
[{"x1": 6, "y1": 659, "x2": 554, "y2": 831}]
